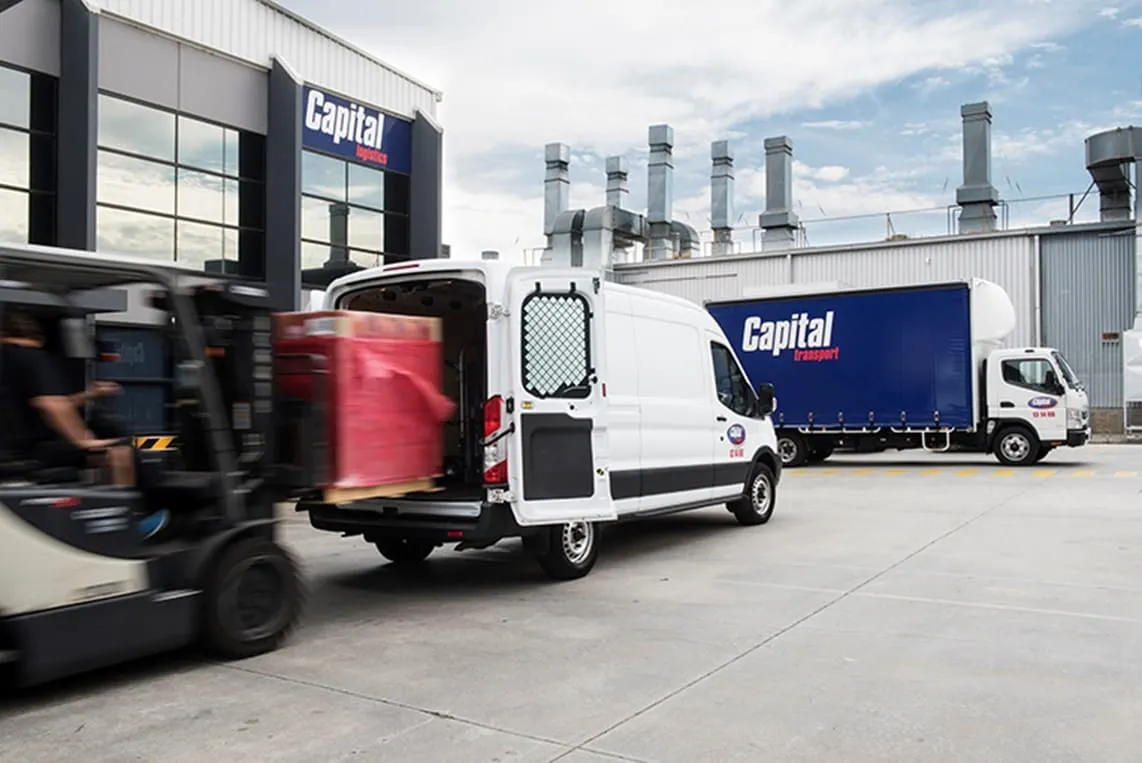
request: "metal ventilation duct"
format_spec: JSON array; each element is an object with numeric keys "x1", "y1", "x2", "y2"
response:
[
  {"x1": 543, "y1": 142, "x2": 571, "y2": 237},
  {"x1": 1084, "y1": 126, "x2": 1142, "y2": 323},
  {"x1": 1085, "y1": 126, "x2": 1140, "y2": 222},
  {"x1": 605, "y1": 156, "x2": 629, "y2": 209},
  {"x1": 955, "y1": 102, "x2": 1000, "y2": 233},
  {"x1": 710, "y1": 140, "x2": 734, "y2": 256},
  {"x1": 759, "y1": 136, "x2": 798, "y2": 250},
  {"x1": 646, "y1": 124, "x2": 675, "y2": 260}
]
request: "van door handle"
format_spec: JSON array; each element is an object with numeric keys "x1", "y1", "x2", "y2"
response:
[
  {"x1": 1000, "y1": 401, "x2": 1014, "y2": 408},
  {"x1": 716, "y1": 415, "x2": 727, "y2": 422}
]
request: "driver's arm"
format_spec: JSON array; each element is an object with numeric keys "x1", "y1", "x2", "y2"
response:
[{"x1": 24, "y1": 350, "x2": 99, "y2": 446}]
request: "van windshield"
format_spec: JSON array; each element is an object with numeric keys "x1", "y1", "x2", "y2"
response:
[{"x1": 1052, "y1": 350, "x2": 1082, "y2": 389}]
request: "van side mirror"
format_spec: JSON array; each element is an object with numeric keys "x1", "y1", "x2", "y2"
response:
[{"x1": 755, "y1": 382, "x2": 776, "y2": 417}]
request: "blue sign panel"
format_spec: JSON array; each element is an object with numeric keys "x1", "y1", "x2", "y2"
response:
[
  {"x1": 302, "y1": 86, "x2": 413, "y2": 174},
  {"x1": 707, "y1": 283, "x2": 975, "y2": 430}
]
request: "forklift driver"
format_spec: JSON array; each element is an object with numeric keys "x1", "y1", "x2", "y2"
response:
[{"x1": 0, "y1": 309, "x2": 169, "y2": 540}]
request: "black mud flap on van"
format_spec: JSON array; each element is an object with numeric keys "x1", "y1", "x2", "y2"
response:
[{"x1": 520, "y1": 413, "x2": 594, "y2": 500}]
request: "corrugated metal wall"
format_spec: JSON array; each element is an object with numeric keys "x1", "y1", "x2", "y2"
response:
[
  {"x1": 615, "y1": 233, "x2": 1039, "y2": 346},
  {"x1": 1040, "y1": 229, "x2": 1136, "y2": 408},
  {"x1": 97, "y1": 0, "x2": 440, "y2": 120}
]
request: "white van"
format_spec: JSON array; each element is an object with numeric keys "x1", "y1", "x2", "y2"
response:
[{"x1": 298, "y1": 260, "x2": 782, "y2": 580}]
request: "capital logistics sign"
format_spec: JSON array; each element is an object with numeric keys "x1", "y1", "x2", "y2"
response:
[{"x1": 302, "y1": 86, "x2": 413, "y2": 174}]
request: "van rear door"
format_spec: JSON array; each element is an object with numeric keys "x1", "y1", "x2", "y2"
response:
[{"x1": 503, "y1": 269, "x2": 615, "y2": 525}]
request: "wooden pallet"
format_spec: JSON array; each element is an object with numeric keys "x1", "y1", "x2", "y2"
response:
[{"x1": 322, "y1": 477, "x2": 441, "y2": 504}]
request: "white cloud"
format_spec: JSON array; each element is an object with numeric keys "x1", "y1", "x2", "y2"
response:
[
  {"x1": 280, "y1": 0, "x2": 1122, "y2": 257},
  {"x1": 801, "y1": 120, "x2": 868, "y2": 130},
  {"x1": 1099, "y1": 6, "x2": 1120, "y2": 18},
  {"x1": 1123, "y1": 15, "x2": 1142, "y2": 25}
]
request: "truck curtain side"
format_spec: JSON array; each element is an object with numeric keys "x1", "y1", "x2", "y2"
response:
[{"x1": 707, "y1": 282, "x2": 976, "y2": 432}]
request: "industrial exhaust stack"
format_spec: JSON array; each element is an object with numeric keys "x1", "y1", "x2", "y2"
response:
[
  {"x1": 759, "y1": 136, "x2": 798, "y2": 250},
  {"x1": 646, "y1": 124, "x2": 675, "y2": 260},
  {"x1": 710, "y1": 140, "x2": 735, "y2": 256},
  {"x1": 955, "y1": 102, "x2": 1000, "y2": 234}
]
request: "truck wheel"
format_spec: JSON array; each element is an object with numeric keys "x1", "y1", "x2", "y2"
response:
[
  {"x1": 374, "y1": 538, "x2": 437, "y2": 566},
  {"x1": 807, "y1": 442, "x2": 834, "y2": 464},
  {"x1": 202, "y1": 537, "x2": 302, "y2": 660},
  {"x1": 729, "y1": 462, "x2": 777, "y2": 526},
  {"x1": 777, "y1": 433, "x2": 809, "y2": 467},
  {"x1": 994, "y1": 426, "x2": 1040, "y2": 467},
  {"x1": 532, "y1": 521, "x2": 598, "y2": 581}
]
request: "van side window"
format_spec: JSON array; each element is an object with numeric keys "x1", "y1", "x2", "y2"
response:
[
  {"x1": 1000, "y1": 358, "x2": 1058, "y2": 394},
  {"x1": 711, "y1": 342, "x2": 755, "y2": 416},
  {"x1": 520, "y1": 290, "x2": 592, "y2": 399}
]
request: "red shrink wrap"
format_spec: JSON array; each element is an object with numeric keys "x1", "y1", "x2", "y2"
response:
[{"x1": 273, "y1": 310, "x2": 456, "y2": 503}]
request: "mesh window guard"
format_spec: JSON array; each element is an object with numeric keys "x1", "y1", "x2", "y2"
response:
[{"x1": 520, "y1": 290, "x2": 592, "y2": 399}]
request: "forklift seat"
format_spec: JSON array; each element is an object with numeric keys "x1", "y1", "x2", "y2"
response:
[{"x1": 0, "y1": 383, "x2": 82, "y2": 485}]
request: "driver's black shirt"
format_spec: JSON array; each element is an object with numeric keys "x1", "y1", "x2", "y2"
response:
[{"x1": 1, "y1": 343, "x2": 71, "y2": 450}]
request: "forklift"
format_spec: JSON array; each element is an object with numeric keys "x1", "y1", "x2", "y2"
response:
[{"x1": 0, "y1": 243, "x2": 305, "y2": 689}]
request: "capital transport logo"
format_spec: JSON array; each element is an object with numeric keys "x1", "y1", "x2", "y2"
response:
[{"x1": 740, "y1": 310, "x2": 839, "y2": 362}]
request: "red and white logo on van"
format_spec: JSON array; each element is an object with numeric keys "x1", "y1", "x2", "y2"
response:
[
  {"x1": 727, "y1": 424, "x2": 746, "y2": 445},
  {"x1": 1028, "y1": 396, "x2": 1058, "y2": 409}
]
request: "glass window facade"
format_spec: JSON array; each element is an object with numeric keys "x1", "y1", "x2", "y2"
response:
[
  {"x1": 300, "y1": 147, "x2": 410, "y2": 270},
  {"x1": 95, "y1": 93, "x2": 265, "y2": 272},
  {"x1": 0, "y1": 64, "x2": 57, "y2": 246}
]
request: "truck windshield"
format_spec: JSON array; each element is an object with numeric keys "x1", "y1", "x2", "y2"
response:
[{"x1": 1051, "y1": 350, "x2": 1082, "y2": 389}]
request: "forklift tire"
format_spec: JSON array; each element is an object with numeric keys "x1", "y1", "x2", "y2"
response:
[
  {"x1": 201, "y1": 536, "x2": 302, "y2": 661},
  {"x1": 530, "y1": 521, "x2": 598, "y2": 581},
  {"x1": 374, "y1": 538, "x2": 437, "y2": 566},
  {"x1": 993, "y1": 425, "x2": 1040, "y2": 467}
]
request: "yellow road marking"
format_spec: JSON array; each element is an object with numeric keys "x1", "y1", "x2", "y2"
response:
[
  {"x1": 1115, "y1": 471, "x2": 1138, "y2": 478},
  {"x1": 991, "y1": 469, "x2": 1015, "y2": 477},
  {"x1": 955, "y1": 468, "x2": 978, "y2": 476},
  {"x1": 1033, "y1": 470, "x2": 1056, "y2": 478},
  {"x1": 1071, "y1": 470, "x2": 1095, "y2": 478},
  {"x1": 921, "y1": 469, "x2": 942, "y2": 476},
  {"x1": 884, "y1": 469, "x2": 906, "y2": 476},
  {"x1": 851, "y1": 469, "x2": 874, "y2": 476}
]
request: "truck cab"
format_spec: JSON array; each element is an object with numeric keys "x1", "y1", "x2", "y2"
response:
[{"x1": 985, "y1": 346, "x2": 1090, "y2": 465}]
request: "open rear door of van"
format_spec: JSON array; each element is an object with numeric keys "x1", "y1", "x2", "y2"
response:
[{"x1": 503, "y1": 269, "x2": 615, "y2": 525}]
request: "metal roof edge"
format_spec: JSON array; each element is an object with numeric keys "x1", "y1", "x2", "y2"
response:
[
  {"x1": 614, "y1": 220, "x2": 1137, "y2": 271},
  {"x1": 253, "y1": 0, "x2": 443, "y2": 98}
]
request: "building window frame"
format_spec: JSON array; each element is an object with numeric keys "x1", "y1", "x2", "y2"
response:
[
  {"x1": 0, "y1": 63, "x2": 58, "y2": 246},
  {"x1": 299, "y1": 146, "x2": 410, "y2": 269},
  {"x1": 94, "y1": 90, "x2": 265, "y2": 271}
]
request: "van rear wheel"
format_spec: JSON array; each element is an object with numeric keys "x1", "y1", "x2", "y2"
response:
[
  {"x1": 729, "y1": 463, "x2": 777, "y2": 526},
  {"x1": 530, "y1": 521, "x2": 598, "y2": 581}
]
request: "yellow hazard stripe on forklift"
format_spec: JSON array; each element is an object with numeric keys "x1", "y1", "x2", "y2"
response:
[{"x1": 134, "y1": 436, "x2": 176, "y2": 451}]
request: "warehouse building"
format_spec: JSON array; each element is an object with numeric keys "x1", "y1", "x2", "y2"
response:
[
  {"x1": 0, "y1": 0, "x2": 444, "y2": 312},
  {"x1": 539, "y1": 105, "x2": 1141, "y2": 435}
]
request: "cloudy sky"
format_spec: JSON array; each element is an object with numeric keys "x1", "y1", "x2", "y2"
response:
[{"x1": 279, "y1": 0, "x2": 1142, "y2": 261}]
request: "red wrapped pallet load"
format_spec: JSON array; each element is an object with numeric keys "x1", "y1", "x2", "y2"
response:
[{"x1": 273, "y1": 310, "x2": 456, "y2": 503}]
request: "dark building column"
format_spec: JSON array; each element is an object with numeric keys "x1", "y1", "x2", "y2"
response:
[
  {"x1": 408, "y1": 111, "x2": 443, "y2": 259},
  {"x1": 264, "y1": 57, "x2": 302, "y2": 311},
  {"x1": 56, "y1": 0, "x2": 98, "y2": 250}
]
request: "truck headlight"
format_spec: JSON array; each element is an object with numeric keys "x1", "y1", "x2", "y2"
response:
[{"x1": 1067, "y1": 408, "x2": 1086, "y2": 428}]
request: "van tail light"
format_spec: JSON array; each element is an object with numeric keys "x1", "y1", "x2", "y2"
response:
[{"x1": 483, "y1": 395, "x2": 508, "y2": 485}]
